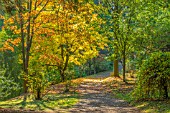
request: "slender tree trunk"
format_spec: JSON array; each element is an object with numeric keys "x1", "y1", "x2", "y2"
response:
[
  {"x1": 25, "y1": 0, "x2": 32, "y2": 75},
  {"x1": 93, "y1": 58, "x2": 96, "y2": 74},
  {"x1": 112, "y1": 1, "x2": 120, "y2": 78},
  {"x1": 163, "y1": 85, "x2": 168, "y2": 99},
  {"x1": 88, "y1": 60, "x2": 91, "y2": 75},
  {"x1": 60, "y1": 70, "x2": 65, "y2": 82},
  {"x1": 163, "y1": 78, "x2": 168, "y2": 99},
  {"x1": 122, "y1": 49, "x2": 126, "y2": 83},
  {"x1": 114, "y1": 59, "x2": 119, "y2": 77},
  {"x1": 19, "y1": 2, "x2": 27, "y2": 93},
  {"x1": 36, "y1": 87, "x2": 41, "y2": 100},
  {"x1": 113, "y1": 47, "x2": 119, "y2": 77}
]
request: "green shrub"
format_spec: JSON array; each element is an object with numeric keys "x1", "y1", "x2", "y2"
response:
[
  {"x1": 133, "y1": 52, "x2": 170, "y2": 100},
  {"x1": 27, "y1": 70, "x2": 50, "y2": 100},
  {"x1": 26, "y1": 60, "x2": 50, "y2": 100},
  {"x1": 0, "y1": 70, "x2": 20, "y2": 100}
]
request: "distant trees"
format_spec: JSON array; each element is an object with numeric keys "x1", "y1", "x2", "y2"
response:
[
  {"x1": 97, "y1": 0, "x2": 138, "y2": 82},
  {"x1": 96, "y1": 0, "x2": 170, "y2": 82},
  {"x1": 0, "y1": 0, "x2": 169, "y2": 100}
]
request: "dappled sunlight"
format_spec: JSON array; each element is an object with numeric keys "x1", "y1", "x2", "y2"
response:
[
  {"x1": 0, "y1": 94, "x2": 79, "y2": 112},
  {"x1": 71, "y1": 77, "x2": 103, "y2": 84},
  {"x1": 81, "y1": 78, "x2": 103, "y2": 83},
  {"x1": 102, "y1": 77, "x2": 122, "y2": 82},
  {"x1": 71, "y1": 73, "x2": 122, "y2": 84},
  {"x1": 82, "y1": 77, "x2": 122, "y2": 83},
  {"x1": 0, "y1": 0, "x2": 169, "y2": 112}
]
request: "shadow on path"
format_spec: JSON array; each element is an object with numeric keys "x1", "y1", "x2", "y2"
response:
[{"x1": 69, "y1": 71, "x2": 141, "y2": 113}]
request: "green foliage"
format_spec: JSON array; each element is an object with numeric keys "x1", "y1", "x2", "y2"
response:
[
  {"x1": 133, "y1": 52, "x2": 170, "y2": 100},
  {"x1": 0, "y1": 69, "x2": 20, "y2": 100},
  {"x1": 62, "y1": 68, "x2": 76, "y2": 92},
  {"x1": 133, "y1": 0, "x2": 170, "y2": 58},
  {"x1": 0, "y1": 93, "x2": 79, "y2": 111},
  {"x1": 0, "y1": 19, "x2": 3, "y2": 31},
  {"x1": 26, "y1": 60, "x2": 50, "y2": 100},
  {"x1": 0, "y1": 31, "x2": 22, "y2": 99},
  {"x1": 26, "y1": 72, "x2": 50, "y2": 100},
  {"x1": 45, "y1": 68, "x2": 61, "y2": 84},
  {"x1": 27, "y1": 71, "x2": 50, "y2": 100}
]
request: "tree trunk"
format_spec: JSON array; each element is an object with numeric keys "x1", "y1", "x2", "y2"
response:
[
  {"x1": 93, "y1": 58, "x2": 96, "y2": 74},
  {"x1": 88, "y1": 60, "x2": 92, "y2": 75},
  {"x1": 23, "y1": 0, "x2": 32, "y2": 93},
  {"x1": 163, "y1": 85, "x2": 168, "y2": 99},
  {"x1": 19, "y1": 2, "x2": 27, "y2": 93},
  {"x1": 163, "y1": 78, "x2": 168, "y2": 99},
  {"x1": 60, "y1": 70, "x2": 65, "y2": 82},
  {"x1": 122, "y1": 50, "x2": 126, "y2": 83},
  {"x1": 113, "y1": 46, "x2": 119, "y2": 77},
  {"x1": 114, "y1": 59, "x2": 119, "y2": 77},
  {"x1": 36, "y1": 87, "x2": 41, "y2": 100}
]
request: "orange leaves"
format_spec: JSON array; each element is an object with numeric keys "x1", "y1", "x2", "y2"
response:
[
  {"x1": 3, "y1": 45, "x2": 14, "y2": 52},
  {"x1": 0, "y1": 15, "x2": 4, "y2": 19},
  {"x1": 10, "y1": 38, "x2": 21, "y2": 46},
  {"x1": 1, "y1": 0, "x2": 106, "y2": 70},
  {"x1": 1, "y1": 38, "x2": 21, "y2": 52},
  {"x1": 10, "y1": 26, "x2": 17, "y2": 31},
  {"x1": 39, "y1": 54, "x2": 61, "y2": 65},
  {"x1": 4, "y1": 17, "x2": 15, "y2": 25}
]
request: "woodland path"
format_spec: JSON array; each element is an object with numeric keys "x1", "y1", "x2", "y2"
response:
[
  {"x1": 0, "y1": 71, "x2": 141, "y2": 113},
  {"x1": 66, "y1": 71, "x2": 141, "y2": 113}
]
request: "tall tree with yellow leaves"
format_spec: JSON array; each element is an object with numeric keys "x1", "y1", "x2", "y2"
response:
[
  {"x1": 1, "y1": 0, "x2": 52, "y2": 93},
  {"x1": 32, "y1": 1, "x2": 107, "y2": 82}
]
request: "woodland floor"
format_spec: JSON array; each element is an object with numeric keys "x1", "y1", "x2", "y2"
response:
[
  {"x1": 0, "y1": 71, "x2": 143, "y2": 113},
  {"x1": 67, "y1": 71, "x2": 141, "y2": 113}
]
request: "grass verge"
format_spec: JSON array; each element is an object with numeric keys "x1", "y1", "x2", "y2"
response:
[{"x1": 0, "y1": 93, "x2": 79, "y2": 112}]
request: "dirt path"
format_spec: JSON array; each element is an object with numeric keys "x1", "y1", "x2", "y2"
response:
[
  {"x1": 0, "y1": 71, "x2": 141, "y2": 113},
  {"x1": 68, "y1": 71, "x2": 141, "y2": 113}
]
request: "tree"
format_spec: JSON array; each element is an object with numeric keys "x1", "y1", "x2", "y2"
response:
[
  {"x1": 91, "y1": 0, "x2": 120, "y2": 77},
  {"x1": 132, "y1": 0, "x2": 170, "y2": 70},
  {"x1": 1, "y1": 0, "x2": 52, "y2": 93},
  {"x1": 97, "y1": 0, "x2": 139, "y2": 82},
  {"x1": 32, "y1": 1, "x2": 107, "y2": 82}
]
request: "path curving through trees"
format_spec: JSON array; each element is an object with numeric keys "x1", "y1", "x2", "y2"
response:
[
  {"x1": 0, "y1": 71, "x2": 141, "y2": 113},
  {"x1": 67, "y1": 71, "x2": 141, "y2": 113}
]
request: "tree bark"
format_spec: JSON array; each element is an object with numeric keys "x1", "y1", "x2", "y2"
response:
[
  {"x1": 122, "y1": 49, "x2": 126, "y2": 83},
  {"x1": 163, "y1": 85, "x2": 168, "y2": 99},
  {"x1": 25, "y1": 0, "x2": 32, "y2": 74},
  {"x1": 19, "y1": 1, "x2": 27, "y2": 93},
  {"x1": 114, "y1": 59, "x2": 119, "y2": 77},
  {"x1": 112, "y1": 1, "x2": 120, "y2": 78},
  {"x1": 88, "y1": 59, "x2": 92, "y2": 75},
  {"x1": 113, "y1": 47, "x2": 119, "y2": 77},
  {"x1": 93, "y1": 58, "x2": 96, "y2": 74},
  {"x1": 60, "y1": 70, "x2": 65, "y2": 82},
  {"x1": 36, "y1": 87, "x2": 41, "y2": 100}
]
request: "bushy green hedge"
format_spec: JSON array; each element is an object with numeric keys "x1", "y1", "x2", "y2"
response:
[{"x1": 133, "y1": 52, "x2": 170, "y2": 100}]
